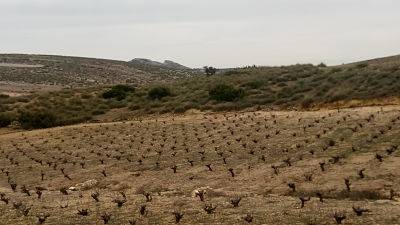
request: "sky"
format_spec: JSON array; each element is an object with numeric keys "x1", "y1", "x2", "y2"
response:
[{"x1": 0, "y1": 0, "x2": 399, "y2": 68}]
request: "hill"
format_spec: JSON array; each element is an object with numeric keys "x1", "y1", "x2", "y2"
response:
[
  {"x1": 1, "y1": 54, "x2": 400, "y2": 130},
  {"x1": 0, "y1": 54, "x2": 400, "y2": 224},
  {"x1": 130, "y1": 58, "x2": 191, "y2": 70},
  {"x1": 0, "y1": 106, "x2": 399, "y2": 224},
  {"x1": 0, "y1": 54, "x2": 196, "y2": 92},
  {"x1": 340, "y1": 54, "x2": 400, "y2": 68}
]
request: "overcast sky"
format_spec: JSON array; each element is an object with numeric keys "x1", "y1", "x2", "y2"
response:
[{"x1": 1, "y1": 0, "x2": 399, "y2": 68}]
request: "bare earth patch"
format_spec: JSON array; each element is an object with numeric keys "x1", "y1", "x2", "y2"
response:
[
  {"x1": 0, "y1": 63, "x2": 43, "y2": 68},
  {"x1": 0, "y1": 81, "x2": 62, "y2": 96}
]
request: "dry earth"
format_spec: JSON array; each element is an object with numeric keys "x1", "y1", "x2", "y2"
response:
[{"x1": 0, "y1": 106, "x2": 399, "y2": 225}]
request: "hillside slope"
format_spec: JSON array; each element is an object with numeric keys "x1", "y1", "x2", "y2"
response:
[
  {"x1": 1, "y1": 54, "x2": 400, "y2": 131},
  {"x1": 0, "y1": 54, "x2": 195, "y2": 88},
  {"x1": 340, "y1": 54, "x2": 400, "y2": 68},
  {"x1": 130, "y1": 58, "x2": 191, "y2": 70}
]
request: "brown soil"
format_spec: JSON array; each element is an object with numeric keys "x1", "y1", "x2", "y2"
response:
[{"x1": 0, "y1": 106, "x2": 399, "y2": 224}]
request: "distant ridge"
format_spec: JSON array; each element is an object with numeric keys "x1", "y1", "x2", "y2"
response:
[
  {"x1": 0, "y1": 54, "x2": 196, "y2": 87},
  {"x1": 130, "y1": 58, "x2": 191, "y2": 70},
  {"x1": 340, "y1": 54, "x2": 400, "y2": 67}
]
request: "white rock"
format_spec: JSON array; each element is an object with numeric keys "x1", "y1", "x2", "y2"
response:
[{"x1": 70, "y1": 179, "x2": 98, "y2": 191}]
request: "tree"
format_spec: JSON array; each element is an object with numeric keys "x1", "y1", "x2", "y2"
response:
[{"x1": 204, "y1": 66, "x2": 217, "y2": 76}]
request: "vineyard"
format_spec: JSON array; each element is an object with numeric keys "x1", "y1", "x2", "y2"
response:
[{"x1": 0, "y1": 106, "x2": 399, "y2": 224}]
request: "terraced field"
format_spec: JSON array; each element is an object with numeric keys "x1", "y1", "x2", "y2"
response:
[{"x1": 0, "y1": 106, "x2": 399, "y2": 224}]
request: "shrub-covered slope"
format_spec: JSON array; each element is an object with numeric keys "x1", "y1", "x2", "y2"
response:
[{"x1": 1, "y1": 56, "x2": 400, "y2": 129}]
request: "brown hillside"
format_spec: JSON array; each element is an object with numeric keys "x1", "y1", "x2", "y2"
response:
[{"x1": 0, "y1": 54, "x2": 195, "y2": 89}]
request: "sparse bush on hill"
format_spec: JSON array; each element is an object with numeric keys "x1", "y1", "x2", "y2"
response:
[
  {"x1": 1, "y1": 59, "x2": 400, "y2": 130},
  {"x1": 328, "y1": 93, "x2": 347, "y2": 103},
  {"x1": 0, "y1": 113, "x2": 12, "y2": 127},
  {"x1": 102, "y1": 85, "x2": 135, "y2": 100},
  {"x1": 148, "y1": 86, "x2": 172, "y2": 100},
  {"x1": 242, "y1": 80, "x2": 264, "y2": 89},
  {"x1": 18, "y1": 110, "x2": 58, "y2": 129},
  {"x1": 91, "y1": 109, "x2": 106, "y2": 115},
  {"x1": 331, "y1": 68, "x2": 343, "y2": 73},
  {"x1": 80, "y1": 93, "x2": 92, "y2": 99},
  {"x1": 300, "y1": 98, "x2": 313, "y2": 108},
  {"x1": 0, "y1": 94, "x2": 9, "y2": 99},
  {"x1": 356, "y1": 63, "x2": 368, "y2": 69},
  {"x1": 209, "y1": 84, "x2": 244, "y2": 102},
  {"x1": 102, "y1": 90, "x2": 126, "y2": 100},
  {"x1": 224, "y1": 70, "x2": 249, "y2": 76}
]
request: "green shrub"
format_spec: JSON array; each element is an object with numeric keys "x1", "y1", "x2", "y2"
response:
[
  {"x1": 277, "y1": 82, "x2": 288, "y2": 87},
  {"x1": 274, "y1": 98, "x2": 288, "y2": 105},
  {"x1": 356, "y1": 63, "x2": 368, "y2": 69},
  {"x1": 290, "y1": 93, "x2": 304, "y2": 101},
  {"x1": 0, "y1": 113, "x2": 12, "y2": 127},
  {"x1": 258, "y1": 96, "x2": 276, "y2": 104},
  {"x1": 328, "y1": 93, "x2": 347, "y2": 102},
  {"x1": 102, "y1": 89, "x2": 126, "y2": 100},
  {"x1": 91, "y1": 109, "x2": 106, "y2": 115},
  {"x1": 173, "y1": 102, "x2": 199, "y2": 113},
  {"x1": 18, "y1": 110, "x2": 58, "y2": 129},
  {"x1": 224, "y1": 70, "x2": 249, "y2": 76},
  {"x1": 300, "y1": 98, "x2": 313, "y2": 108},
  {"x1": 102, "y1": 85, "x2": 135, "y2": 100},
  {"x1": 148, "y1": 86, "x2": 172, "y2": 100},
  {"x1": 0, "y1": 103, "x2": 10, "y2": 112},
  {"x1": 212, "y1": 102, "x2": 239, "y2": 111},
  {"x1": 331, "y1": 68, "x2": 343, "y2": 73},
  {"x1": 129, "y1": 104, "x2": 141, "y2": 111},
  {"x1": 80, "y1": 93, "x2": 92, "y2": 99},
  {"x1": 107, "y1": 101, "x2": 127, "y2": 108},
  {"x1": 114, "y1": 85, "x2": 135, "y2": 92},
  {"x1": 209, "y1": 84, "x2": 244, "y2": 102},
  {"x1": 0, "y1": 94, "x2": 9, "y2": 99},
  {"x1": 14, "y1": 96, "x2": 30, "y2": 103},
  {"x1": 242, "y1": 80, "x2": 264, "y2": 89}
]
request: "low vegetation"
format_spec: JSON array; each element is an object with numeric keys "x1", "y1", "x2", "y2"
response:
[
  {"x1": 102, "y1": 85, "x2": 135, "y2": 101},
  {"x1": 0, "y1": 88, "x2": 118, "y2": 129},
  {"x1": 18, "y1": 110, "x2": 58, "y2": 129},
  {"x1": 0, "y1": 60, "x2": 400, "y2": 129},
  {"x1": 209, "y1": 84, "x2": 244, "y2": 102},
  {"x1": 0, "y1": 113, "x2": 12, "y2": 128},
  {"x1": 147, "y1": 86, "x2": 172, "y2": 100}
]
